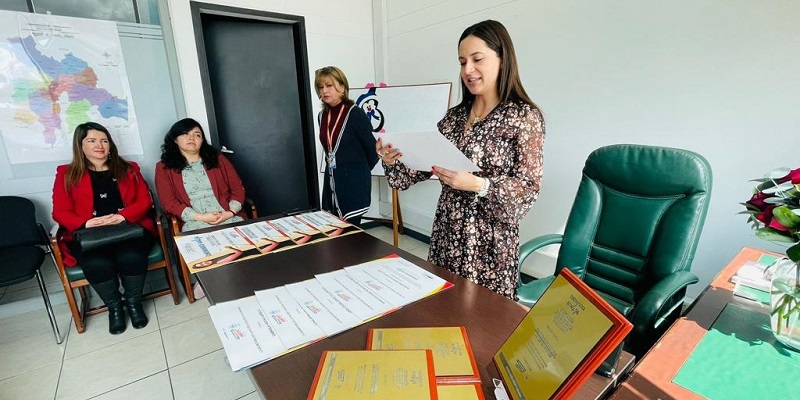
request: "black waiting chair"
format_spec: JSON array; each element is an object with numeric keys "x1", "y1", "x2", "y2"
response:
[{"x1": 0, "y1": 196, "x2": 63, "y2": 344}]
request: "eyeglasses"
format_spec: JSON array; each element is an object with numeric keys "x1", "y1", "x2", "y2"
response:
[{"x1": 315, "y1": 66, "x2": 335, "y2": 74}]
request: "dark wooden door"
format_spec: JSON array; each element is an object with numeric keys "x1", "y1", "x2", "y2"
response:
[{"x1": 193, "y1": 3, "x2": 318, "y2": 215}]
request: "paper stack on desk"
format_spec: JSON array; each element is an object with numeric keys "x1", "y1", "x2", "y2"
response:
[
  {"x1": 207, "y1": 256, "x2": 454, "y2": 371},
  {"x1": 731, "y1": 260, "x2": 773, "y2": 291}
]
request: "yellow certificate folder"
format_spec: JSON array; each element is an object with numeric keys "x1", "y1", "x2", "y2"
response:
[
  {"x1": 307, "y1": 350, "x2": 438, "y2": 400},
  {"x1": 493, "y1": 269, "x2": 632, "y2": 400},
  {"x1": 437, "y1": 383, "x2": 485, "y2": 400},
  {"x1": 367, "y1": 326, "x2": 480, "y2": 384}
]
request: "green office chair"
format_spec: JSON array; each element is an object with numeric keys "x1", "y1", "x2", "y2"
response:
[{"x1": 518, "y1": 144, "x2": 712, "y2": 358}]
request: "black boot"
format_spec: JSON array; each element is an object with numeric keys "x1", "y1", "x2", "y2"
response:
[
  {"x1": 92, "y1": 279, "x2": 127, "y2": 335},
  {"x1": 121, "y1": 274, "x2": 148, "y2": 329}
]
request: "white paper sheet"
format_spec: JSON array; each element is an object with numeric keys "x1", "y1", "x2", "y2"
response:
[
  {"x1": 285, "y1": 279, "x2": 362, "y2": 336},
  {"x1": 173, "y1": 226, "x2": 252, "y2": 265},
  {"x1": 209, "y1": 256, "x2": 454, "y2": 372},
  {"x1": 268, "y1": 217, "x2": 324, "y2": 244},
  {"x1": 236, "y1": 221, "x2": 289, "y2": 243},
  {"x1": 372, "y1": 257, "x2": 451, "y2": 298},
  {"x1": 254, "y1": 287, "x2": 326, "y2": 350},
  {"x1": 207, "y1": 296, "x2": 287, "y2": 371},
  {"x1": 344, "y1": 260, "x2": 413, "y2": 308},
  {"x1": 315, "y1": 270, "x2": 389, "y2": 320},
  {"x1": 379, "y1": 131, "x2": 480, "y2": 172}
]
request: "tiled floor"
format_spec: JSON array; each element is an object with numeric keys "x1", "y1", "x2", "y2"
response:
[{"x1": 0, "y1": 226, "x2": 429, "y2": 400}]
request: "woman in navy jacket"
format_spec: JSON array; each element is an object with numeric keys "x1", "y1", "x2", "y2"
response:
[{"x1": 314, "y1": 66, "x2": 379, "y2": 225}]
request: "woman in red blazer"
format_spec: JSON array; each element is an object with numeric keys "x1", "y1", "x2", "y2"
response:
[
  {"x1": 154, "y1": 118, "x2": 246, "y2": 232},
  {"x1": 52, "y1": 122, "x2": 155, "y2": 335},
  {"x1": 155, "y1": 118, "x2": 247, "y2": 299}
]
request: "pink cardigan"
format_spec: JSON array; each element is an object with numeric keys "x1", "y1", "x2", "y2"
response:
[{"x1": 154, "y1": 154, "x2": 246, "y2": 220}]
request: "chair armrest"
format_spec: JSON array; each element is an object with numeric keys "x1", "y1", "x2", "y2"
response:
[
  {"x1": 49, "y1": 227, "x2": 69, "y2": 276},
  {"x1": 516, "y1": 234, "x2": 563, "y2": 307},
  {"x1": 518, "y1": 275, "x2": 556, "y2": 307},
  {"x1": 168, "y1": 215, "x2": 181, "y2": 236},
  {"x1": 154, "y1": 210, "x2": 164, "y2": 229},
  {"x1": 629, "y1": 270, "x2": 699, "y2": 335},
  {"x1": 245, "y1": 198, "x2": 258, "y2": 219},
  {"x1": 519, "y1": 234, "x2": 563, "y2": 266}
]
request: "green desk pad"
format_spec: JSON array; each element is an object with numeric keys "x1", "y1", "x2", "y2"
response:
[
  {"x1": 757, "y1": 253, "x2": 780, "y2": 266},
  {"x1": 734, "y1": 284, "x2": 771, "y2": 305},
  {"x1": 672, "y1": 303, "x2": 800, "y2": 399}
]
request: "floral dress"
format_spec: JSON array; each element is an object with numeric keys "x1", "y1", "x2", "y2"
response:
[{"x1": 384, "y1": 99, "x2": 545, "y2": 300}]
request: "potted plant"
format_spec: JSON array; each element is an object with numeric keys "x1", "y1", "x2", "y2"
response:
[{"x1": 743, "y1": 167, "x2": 800, "y2": 350}]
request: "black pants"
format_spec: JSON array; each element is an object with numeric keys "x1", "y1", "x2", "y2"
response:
[{"x1": 70, "y1": 236, "x2": 153, "y2": 283}]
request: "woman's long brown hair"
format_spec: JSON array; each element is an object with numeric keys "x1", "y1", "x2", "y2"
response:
[
  {"x1": 456, "y1": 20, "x2": 539, "y2": 111},
  {"x1": 64, "y1": 122, "x2": 131, "y2": 189}
]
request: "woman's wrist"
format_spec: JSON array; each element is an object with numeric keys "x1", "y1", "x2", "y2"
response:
[{"x1": 477, "y1": 177, "x2": 491, "y2": 197}]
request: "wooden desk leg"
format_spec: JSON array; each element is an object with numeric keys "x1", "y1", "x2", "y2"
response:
[
  {"x1": 392, "y1": 188, "x2": 399, "y2": 247},
  {"x1": 396, "y1": 197, "x2": 404, "y2": 235}
]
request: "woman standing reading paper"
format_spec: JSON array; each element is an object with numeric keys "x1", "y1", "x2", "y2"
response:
[
  {"x1": 376, "y1": 20, "x2": 545, "y2": 300},
  {"x1": 315, "y1": 66, "x2": 379, "y2": 226},
  {"x1": 52, "y1": 122, "x2": 156, "y2": 334}
]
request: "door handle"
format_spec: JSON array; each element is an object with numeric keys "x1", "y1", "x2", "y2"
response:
[{"x1": 220, "y1": 146, "x2": 234, "y2": 154}]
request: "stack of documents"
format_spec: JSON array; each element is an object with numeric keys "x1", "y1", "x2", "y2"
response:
[
  {"x1": 207, "y1": 256, "x2": 454, "y2": 371},
  {"x1": 367, "y1": 326, "x2": 485, "y2": 400},
  {"x1": 308, "y1": 350, "x2": 438, "y2": 400},
  {"x1": 174, "y1": 211, "x2": 361, "y2": 274},
  {"x1": 731, "y1": 260, "x2": 774, "y2": 291}
]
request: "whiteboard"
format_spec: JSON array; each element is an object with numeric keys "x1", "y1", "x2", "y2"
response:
[{"x1": 348, "y1": 83, "x2": 452, "y2": 176}]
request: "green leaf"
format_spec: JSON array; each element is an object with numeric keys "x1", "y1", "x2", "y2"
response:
[
  {"x1": 755, "y1": 227, "x2": 796, "y2": 243},
  {"x1": 773, "y1": 206, "x2": 800, "y2": 229},
  {"x1": 763, "y1": 181, "x2": 796, "y2": 194},
  {"x1": 787, "y1": 243, "x2": 800, "y2": 263},
  {"x1": 764, "y1": 197, "x2": 787, "y2": 205},
  {"x1": 765, "y1": 167, "x2": 791, "y2": 179},
  {"x1": 756, "y1": 181, "x2": 778, "y2": 192}
]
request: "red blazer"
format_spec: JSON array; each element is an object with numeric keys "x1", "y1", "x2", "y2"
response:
[
  {"x1": 52, "y1": 161, "x2": 156, "y2": 267},
  {"x1": 154, "y1": 154, "x2": 246, "y2": 221}
]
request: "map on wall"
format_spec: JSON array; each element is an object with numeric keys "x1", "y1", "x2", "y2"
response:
[{"x1": 0, "y1": 11, "x2": 142, "y2": 164}]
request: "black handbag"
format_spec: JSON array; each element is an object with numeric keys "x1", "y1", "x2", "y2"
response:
[{"x1": 73, "y1": 222, "x2": 146, "y2": 252}]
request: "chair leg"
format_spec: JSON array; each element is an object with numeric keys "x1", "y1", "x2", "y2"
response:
[
  {"x1": 51, "y1": 255, "x2": 85, "y2": 334},
  {"x1": 180, "y1": 258, "x2": 195, "y2": 303},
  {"x1": 35, "y1": 269, "x2": 62, "y2": 344},
  {"x1": 76, "y1": 286, "x2": 89, "y2": 332},
  {"x1": 161, "y1": 255, "x2": 180, "y2": 306},
  {"x1": 156, "y1": 221, "x2": 181, "y2": 305}
]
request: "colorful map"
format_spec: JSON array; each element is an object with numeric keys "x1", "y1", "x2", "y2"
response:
[{"x1": 0, "y1": 11, "x2": 142, "y2": 164}]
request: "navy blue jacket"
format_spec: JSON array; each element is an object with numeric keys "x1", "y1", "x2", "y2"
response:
[{"x1": 319, "y1": 106, "x2": 379, "y2": 222}]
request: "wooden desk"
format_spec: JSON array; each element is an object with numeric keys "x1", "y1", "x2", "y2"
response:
[
  {"x1": 196, "y1": 231, "x2": 632, "y2": 399},
  {"x1": 611, "y1": 247, "x2": 773, "y2": 399}
]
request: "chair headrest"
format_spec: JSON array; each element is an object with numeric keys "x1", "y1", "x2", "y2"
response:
[{"x1": 584, "y1": 144, "x2": 712, "y2": 196}]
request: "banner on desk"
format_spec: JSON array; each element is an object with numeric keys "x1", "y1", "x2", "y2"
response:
[{"x1": 174, "y1": 211, "x2": 360, "y2": 273}]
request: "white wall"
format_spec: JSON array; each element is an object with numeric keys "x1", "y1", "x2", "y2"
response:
[
  {"x1": 379, "y1": 0, "x2": 800, "y2": 298},
  {"x1": 163, "y1": 0, "x2": 378, "y2": 213}
]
